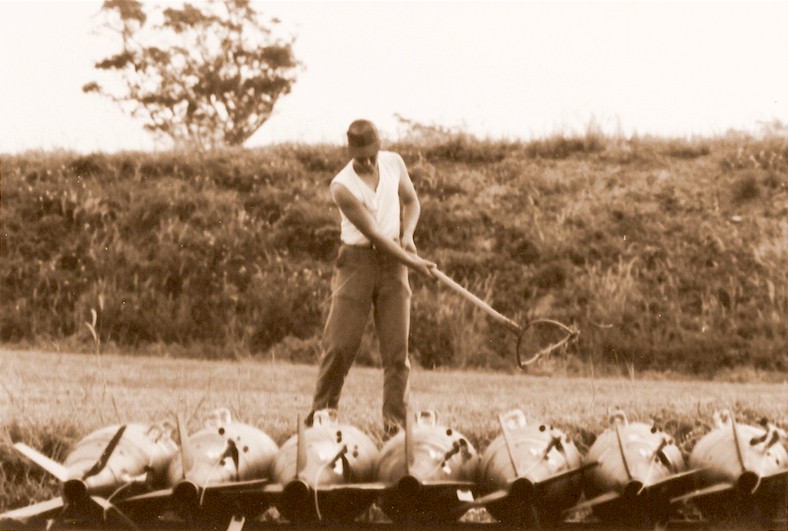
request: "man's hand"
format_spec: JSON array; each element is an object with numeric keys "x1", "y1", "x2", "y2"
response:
[
  {"x1": 412, "y1": 255, "x2": 437, "y2": 278},
  {"x1": 401, "y1": 234, "x2": 435, "y2": 277}
]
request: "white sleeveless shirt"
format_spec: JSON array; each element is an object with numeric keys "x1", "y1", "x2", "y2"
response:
[{"x1": 331, "y1": 150, "x2": 405, "y2": 246}]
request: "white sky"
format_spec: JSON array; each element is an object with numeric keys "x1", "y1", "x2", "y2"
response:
[{"x1": 1, "y1": 1, "x2": 787, "y2": 153}]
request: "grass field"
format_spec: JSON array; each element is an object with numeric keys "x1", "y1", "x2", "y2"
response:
[
  {"x1": 2, "y1": 347, "x2": 787, "y2": 516},
  {"x1": 2, "y1": 346, "x2": 787, "y2": 525}
]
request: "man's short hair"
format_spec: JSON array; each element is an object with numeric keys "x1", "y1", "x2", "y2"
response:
[{"x1": 347, "y1": 119, "x2": 380, "y2": 159}]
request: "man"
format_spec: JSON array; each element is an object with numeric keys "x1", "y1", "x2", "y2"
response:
[{"x1": 307, "y1": 119, "x2": 436, "y2": 437}]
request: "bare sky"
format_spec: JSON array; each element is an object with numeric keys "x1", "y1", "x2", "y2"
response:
[{"x1": 1, "y1": 1, "x2": 787, "y2": 153}]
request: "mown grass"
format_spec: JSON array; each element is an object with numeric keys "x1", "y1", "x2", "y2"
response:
[{"x1": 2, "y1": 348, "x2": 786, "y2": 514}]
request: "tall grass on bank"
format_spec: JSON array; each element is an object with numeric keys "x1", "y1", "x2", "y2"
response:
[
  {"x1": 1, "y1": 129, "x2": 786, "y2": 375},
  {"x1": 1, "y1": 348, "x2": 786, "y2": 513}
]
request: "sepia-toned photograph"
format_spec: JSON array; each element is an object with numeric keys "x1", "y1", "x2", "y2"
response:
[{"x1": 1, "y1": 1, "x2": 786, "y2": 529}]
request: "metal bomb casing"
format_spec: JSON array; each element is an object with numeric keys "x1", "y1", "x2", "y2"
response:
[
  {"x1": 115, "y1": 409, "x2": 278, "y2": 528},
  {"x1": 478, "y1": 409, "x2": 584, "y2": 524},
  {"x1": 269, "y1": 409, "x2": 380, "y2": 523},
  {"x1": 584, "y1": 413, "x2": 685, "y2": 499},
  {"x1": 684, "y1": 410, "x2": 788, "y2": 521},
  {"x1": 377, "y1": 411, "x2": 479, "y2": 485},
  {"x1": 570, "y1": 410, "x2": 696, "y2": 527},
  {"x1": 270, "y1": 410, "x2": 379, "y2": 485},
  {"x1": 376, "y1": 410, "x2": 480, "y2": 523},
  {"x1": 1, "y1": 422, "x2": 179, "y2": 528},
  {"x1": 165, "y1": 408, "x2": 278, "y2": 486},
  {"x1": 64, "y1": 422, "x2": 178, "y2": 496},
  {"x1": 690, "y1": 411, "x2": 787, "y2": 486}
]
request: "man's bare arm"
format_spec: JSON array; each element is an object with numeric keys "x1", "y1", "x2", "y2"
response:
[
  {"x1": 331, "y1": 182, "x2": 435, "y2": 277},
  {"x1": 398, "y1": 166, "x2": 421, "y2": 254}
]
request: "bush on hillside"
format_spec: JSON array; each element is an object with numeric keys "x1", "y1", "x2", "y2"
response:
[{"x1": 1, "y1": 136, "x2": 786, "y2": 375}]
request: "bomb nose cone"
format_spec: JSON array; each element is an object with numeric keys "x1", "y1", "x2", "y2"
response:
[
  {"x1": 736, "y1": 470, "x2": 760, "y2": 495},
  {"x1": 623, "y1": 480, "x2": 644, "y2": 498},
  {"x1": 397, "y1": 474, "x2": 422, "y2": 498},
  {"x1": 282, "y1": 479, "x2": 310, "y2": 504},
  {"x1": 510, "y1": 477, "x2": 536, "y2": 502},
  {"x1": 172, "y1": 481, "x2": 200, "y2": 514},
  {"x1": 62, "y1": 479, "x2": 88, "y2": 504},
  {"x1": 280, "y1": 479, "x2": 313, "y2": 523}
]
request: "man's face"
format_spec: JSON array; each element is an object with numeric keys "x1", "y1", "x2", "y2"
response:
[{"x1": 354, "y1": 152, "x2": 378, "y2": 174}]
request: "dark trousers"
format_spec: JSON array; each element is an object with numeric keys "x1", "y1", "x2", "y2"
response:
[{"x1": 310, "y1": 245, "x2": 412, "y2": 434}]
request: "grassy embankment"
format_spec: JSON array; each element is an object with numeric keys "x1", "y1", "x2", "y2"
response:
[
  {"x1": 1, "y1": 348, "x2": 786, "y2": 515},
  {"x1": 1, "y1": 128, "x2": 787, "y2": 377}
]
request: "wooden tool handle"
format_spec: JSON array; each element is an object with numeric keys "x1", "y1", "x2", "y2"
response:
[{"x1": 432, "y1": 269, "x2": 522, "y2": 335}]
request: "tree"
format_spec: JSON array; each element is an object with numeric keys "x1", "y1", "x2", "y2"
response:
[{"x1": 84, "y1": 0, "x2": 300, "y2": 150}]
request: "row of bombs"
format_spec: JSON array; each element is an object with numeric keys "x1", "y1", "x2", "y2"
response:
[{"x1": 1, "y1": 407, "x2": 786, "y2": 529}]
